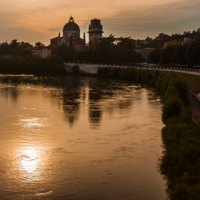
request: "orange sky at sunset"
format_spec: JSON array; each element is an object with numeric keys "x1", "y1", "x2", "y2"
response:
[{"x1": 0, "y1": 0, "x2": 200, "y2": 45}]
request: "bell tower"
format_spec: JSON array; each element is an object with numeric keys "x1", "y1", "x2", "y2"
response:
[{"x1": 88, "y1": 19, "x2": 103, "y2": 44}]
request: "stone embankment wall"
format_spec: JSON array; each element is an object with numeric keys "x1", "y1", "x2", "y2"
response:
[
  {"x1": 64, "y1": 62, "x2": 200, "y2": 75},
  {"x1": 64, "y1": 62, "x2": 128, "y2": 74}
]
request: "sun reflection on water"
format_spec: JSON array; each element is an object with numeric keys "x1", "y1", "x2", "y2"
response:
[
  {"x1": 20, "y1": 146, "x2": 39, "y2": 174},
  {"x1": 14, "y1": 117, "x2": 50, "y2": 183},
  {"x1": 20, "y1": 118, "x2": 46, "y2": 128}
]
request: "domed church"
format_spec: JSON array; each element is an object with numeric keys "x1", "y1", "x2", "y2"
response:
[{"x1": 50, "y1": 17, "x2": 86, "y2": 51}]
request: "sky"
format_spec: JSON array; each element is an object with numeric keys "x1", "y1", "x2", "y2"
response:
[{"x1": 0, "y1": 0, "x2": 200, "y2": 45}]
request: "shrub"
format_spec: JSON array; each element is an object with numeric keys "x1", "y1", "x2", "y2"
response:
[
  {"x1": 97, "y1": 67, "x2": 111, "y2": 76},
  {"x1": 110, "y1": 67, "x2": 120, "y2": 77},
  {"x1": 72, "y1": 64, "x2": 80, "y2": 74},
  {"x1": 162, "y1": 97, "x2": 182, "y2": 123},
  {"x1": 173, "y1": 78, "x2": 188, "y2": 101},
  {"x1": 164, "y1": 85, "x2": 180, "y2": 102}
]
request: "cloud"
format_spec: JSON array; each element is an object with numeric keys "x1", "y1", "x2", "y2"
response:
[
  {"x1": 104, "y1": 1, "x2": 200, "y2": 25},
  {"x1": 0, "y1": 0, "x2": 200, "y2": 44},
  {"x1": 48, "y1": 28, "x2": 62, "y2": 32}
]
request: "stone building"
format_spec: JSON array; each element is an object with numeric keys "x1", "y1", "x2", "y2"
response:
[
  {"x1": 27, "y1": 46, "x2": 52, "y2": 57},
  {"x1": 135, "y1": 48, "x2": 155, "y2": 62},
  {"x1": 88, "y1": 19, "x2": 103, "y2": 44},
  {"x1": 164, "y1": 40, "x2": 178, "y2": 48},
  {"x1": 50, "y1": 17, "x2": 86, "y2": 52}
]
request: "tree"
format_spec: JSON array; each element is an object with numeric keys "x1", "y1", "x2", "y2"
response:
[
  {"x1": 72, "y1": 64, "x2": 80, "y2": 74},
  {"x1": 95, "y1": 34, "x2": 116, "y2": 62},
  {"x1": 162, "y1": 97, "x2": 182, "y2": 123},
  {"x1": 0, "y1": 42, "x2": 9, "y2": 55},
  {"x1": 148, "y1": 49, "x2": 161, "y2": 63},
  {"x1": 160, "y1": 45, "x2": 176, "y2": 64},
  {"x1": 10, "y1": 39, "x2": 20, "y2": 50},
  {"x1": 116, "y1": 37, "x2": 135, "y2": 50},
  {"x1": 35, "y1": 42, "x2": 45, "y2": 47},
  {"x1": 172, "y1": 44, "x2": 187, "y2": 65},
  {"x1": 185, "y1": 39, "x2": 200, "y2": 67},
  {"x1": 20, "y1": 42, "x2": 33, "y2": 48}
]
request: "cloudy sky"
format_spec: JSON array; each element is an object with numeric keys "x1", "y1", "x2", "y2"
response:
[{"x1": 0, "y1": 0, "x2": 200, "y2": 45}]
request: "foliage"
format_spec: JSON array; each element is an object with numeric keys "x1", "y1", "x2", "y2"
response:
[
  {"x1": 185, "y1": 38, "x2": 200, "y2": 67},
  {"x1": 148, "y1": 38, "x2": 200, "y2": 67},
  {"x1": 172, "y1": 44, "x2": 187, "y2": 65},
  {"x1": 72, "y1": 64, "x2": 80, "y2": 74},
  {"x1": 160, "y1": 45, "x2": 176, "y2": 64},
  {"x1": 0, "y1": 39, "x2": 33, "y2": 57},
  {"x1": 148, "y1": 49, "x2": 161, "y2": 63},
  {"x1": 51, "y1": 35, "x2": 143, "y2": 63},
  {"x1": 0, "y1": 55, "x2": 65, "y2": 75},
  {"x1": 162, "y1": 97, "x2": 182, "y2": 123},
  {"x1": 35, "y1": 42, "x2": 45, "y2": 47}
]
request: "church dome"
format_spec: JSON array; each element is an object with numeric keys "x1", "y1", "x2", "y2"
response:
[{"x1": 63, "y1": 17, "x2": 80, "y2": 32}]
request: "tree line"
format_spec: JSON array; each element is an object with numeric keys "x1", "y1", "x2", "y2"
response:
[
  {"x1": 51, "y1": 34, "x2": 144, "y2": 63},
  {"x1": 0, "y1": 55, "x2": 65, "y2": 75},
  {"x1": 0, "y1": 39, "x2": 33, "y2": 57},
  {"x1": 0, "y1": 39, "x2": 47, "y2": 56},
  {"x1": 0, "y1": 39, "x2": 65, "y2": 75},
  {"x1": 148, "y1": 37, "x2": 200, "y2": 67}
]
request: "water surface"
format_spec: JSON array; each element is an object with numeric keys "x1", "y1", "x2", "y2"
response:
[{"x1": 0, "y1": 75, "x2": 166, "y2": 200}]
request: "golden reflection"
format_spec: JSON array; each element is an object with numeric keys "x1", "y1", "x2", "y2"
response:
[
  {"x1": 15, "y1": 144, "x2": 46, "y2": 183},
  {"x1": 20, "y1": 146, "x2": 39, "y2": 173},
  {"x1": 20, "y1": 118, "x2": 46, "y2": 128}
]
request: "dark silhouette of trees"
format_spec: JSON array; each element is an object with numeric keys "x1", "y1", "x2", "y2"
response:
[
  {"x1": 72, "y1": 64, "x2": 80, "y2": 74},
  {"x1": 148, "y1": 49, "x2": 161, "y2": 63},
  {"x1": 35, "y1": 42, "x2": 45, "y2": 47},
  {"x1": 0, "y1": 55, "x2": 64, "y2": 74},
  {"x1": 185, "y1": 37, "x2": 200, "y2": 66},
  {"x1": 52, "y1": 35, "x2": 143, "y2": 63},
  {"x1": 148, "y1": 37, "x2": 200, "y2": 67},
  {"x1": 0, "y1": 39, "x2": 32, "y2": 57},
  {"x1": 172, "y1": 44, "x2": 187, "y2": 65},
  {"x1": 160, "y1": 45, "x2": 176, "y2": 64}
]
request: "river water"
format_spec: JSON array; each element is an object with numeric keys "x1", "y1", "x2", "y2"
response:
[{"x1": 0, "y1": 75, "x2": 166, "y2": 200}]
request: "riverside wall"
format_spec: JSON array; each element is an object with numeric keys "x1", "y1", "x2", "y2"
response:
[
  {"x1": 64, "y1": 62, "x2": 200, "y2": 75},
  {"x1": 64, "y1": 62, "x2": 129, "y2": 74}
]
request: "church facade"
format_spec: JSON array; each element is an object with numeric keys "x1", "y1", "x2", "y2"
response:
[
  {"x1": 50, "y1": 17, "x2": 86, "y2": 51},
  {"x1": 50, "y1": 17, "x2": 103, "y2": 51}
]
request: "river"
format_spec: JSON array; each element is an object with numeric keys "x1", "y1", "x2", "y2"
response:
[{"x1": 0, "y1": 75, "x2": 166, "y2": 200}]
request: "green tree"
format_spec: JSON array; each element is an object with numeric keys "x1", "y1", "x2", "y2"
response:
[{"x1": 162, "y1": 97, "x2": 182, "y2": 123}]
